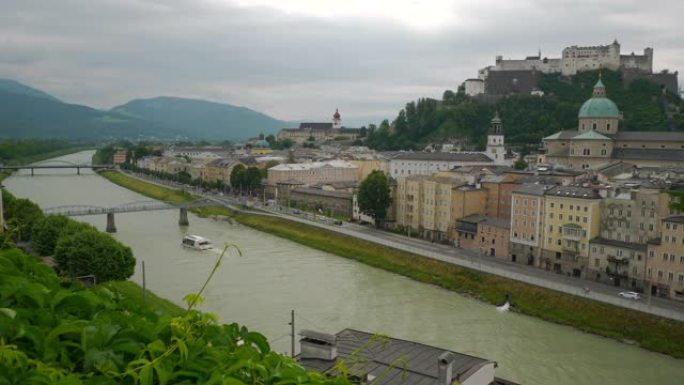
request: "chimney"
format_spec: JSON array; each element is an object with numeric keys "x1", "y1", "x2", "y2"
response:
[
  {"x1": 299, "y1": 330, "x2": 337, "y2": 361},
  {"x1": 438, "y1": 352, "x2": 456, "y2": 385}
]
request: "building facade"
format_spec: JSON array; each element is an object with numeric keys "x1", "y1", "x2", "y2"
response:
[
  {"x1": 277, "y1": 110, "x2": 360, "y2": 144},
  {"x1": 509, "y1": 185, "x2": 549, "y2": 266},
  {"x1": 646, "y1": 216, "x2": 684, "y2": 301},
  {"x1": 541, "y1": 186, "x2": 602, "y2": 277},
  {"x1": 267, "y1": 160, "x2": 358, "y2": 188},
  {"x1": 542, "y1": 79, "x2": 684, "y2": 169}
]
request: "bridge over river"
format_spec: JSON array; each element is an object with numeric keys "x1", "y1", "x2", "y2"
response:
[
  {"x1": 43, "y1": 199, "x2": 216, "y2": 232},
  {"x1": 0, "y1": 159, "x2": 114, "y2": 175}
]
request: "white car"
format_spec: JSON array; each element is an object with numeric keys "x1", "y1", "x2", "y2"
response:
[{"x1": 618, "y1": 291, "x2": 641, "y2": 300}]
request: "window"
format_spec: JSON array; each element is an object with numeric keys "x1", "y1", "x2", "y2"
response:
[
  {"x1": 594, "y1": 259, "x2": 600, "y2": 267},
  {"x1": 668, "y1": 272, "x2": 674, "y2": 281}
]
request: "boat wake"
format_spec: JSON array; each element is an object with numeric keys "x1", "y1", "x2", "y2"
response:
[{"x1": 496, "y1": 294, "x2": 511, "y2": 313}]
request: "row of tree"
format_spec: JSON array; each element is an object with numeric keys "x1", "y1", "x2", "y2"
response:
[{"x1": 2, "y1": 190, "x2": 135, "y2": 282}]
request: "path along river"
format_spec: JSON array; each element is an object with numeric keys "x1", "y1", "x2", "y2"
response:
[{"x1": 5, "y1": 151, "x2": 684, "y2": 385}]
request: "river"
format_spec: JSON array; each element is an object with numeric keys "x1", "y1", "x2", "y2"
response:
[{"x1": 5, "y1": 151, "x2": 683, "y2": 385}]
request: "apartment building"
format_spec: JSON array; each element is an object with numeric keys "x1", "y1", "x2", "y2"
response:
[
  {"x1": 395, "y1": 174, "x2": 487, "y2": 242},
  {"x1": 587, "y1": 185, "x2": 670, "y2": 289},
  {"x1": 509, "y1": 184, "x2": 549, "y2": 266},
  {"x1": 541, "y1": 186, "x2": 602, "y2": 277},
  {"x1": 266, "y1": 160, "x2": 358, "y2": 187},
  {"x1": 646, "y1": 216, "x2": 684, "y2": 301}
]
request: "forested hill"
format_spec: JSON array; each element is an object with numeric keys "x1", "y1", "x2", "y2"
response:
[{"x1": 365, "y1": 70, "x2": 684, "y2": 151}]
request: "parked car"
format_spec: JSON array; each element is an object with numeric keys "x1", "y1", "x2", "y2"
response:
[
  {"x1": 333, "y1": 220, "x2": 343, "y2": 226},
  {"x1": 618, "y1": 291, "x2": 641, "y2": 300}
]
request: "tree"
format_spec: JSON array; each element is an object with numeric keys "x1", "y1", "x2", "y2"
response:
[
  {"x1": 31, "y1": 215, "x2": 69, "y2": 256},
  {"x1": 513, "y1": 159, "x2": 528, "y2": 170},
  {"x1": 244, "y1": 167, "x2": 263, "y2": 194},
  {"x1": 357, "y1": 170, "x2": 392, "y2": 228},
  {"x1": 261, "y1": 160, "x2": 280, "y2": 178},
  {"x1": 8, "y1": 198, "x2": 44, "y2": 242},
  {"x1": 176, "y1": 171, "x2": 192, "y2": 185},
  {"x1": 230, "y1": 164, "x2": 246, "y2": 189},
  {"x1": 54, "y1": 229, "x2": 135, "y2": 282}
]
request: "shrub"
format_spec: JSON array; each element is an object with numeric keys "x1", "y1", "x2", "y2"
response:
[
  {"x1": 30, "y1": 215, "x2": 69, "y2": 256},
  {"x1": 7, "y1": 198, "x2": 44, "y2": 242},
  {"x1": 54, "y1": 229, "x2": 135, "y2": 282}
]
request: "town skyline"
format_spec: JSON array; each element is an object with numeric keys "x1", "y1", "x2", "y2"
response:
[{"x1": 1, "y1": 0, "x2": 683, "y2": 125}]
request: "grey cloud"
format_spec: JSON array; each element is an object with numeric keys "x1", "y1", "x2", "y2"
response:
[{"x1": 0, "y1": 0, "x2": 682, "y2": 125}]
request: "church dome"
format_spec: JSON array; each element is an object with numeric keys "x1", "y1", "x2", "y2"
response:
[
  {"x1": 254, "y1": 139, "x2": 270, "y2": 148},
  {"x1": 578, "y1": 98, "x2": 620, "y2": 118},
  {"x1": 578, "y1": 78, "x2": 620, "y2": 119}
]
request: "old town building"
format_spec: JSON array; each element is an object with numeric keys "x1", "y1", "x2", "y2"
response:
[
  {"x1": 509, "y1": 184, "x2": 549, "y2": 266},
  {"x1": 646, "y1": 216, "x2": 684, "y2": 301},
  {"x1": 542, "y1": 78, "x2": 684, "y2": 170},
  {"x1": 277, "y1": 109, "x2": 361, "y2": 144},
  {"x1": 541, "y1": 186, "x2": 602, "y2": 277}
]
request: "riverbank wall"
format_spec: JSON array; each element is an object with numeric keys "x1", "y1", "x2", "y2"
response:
[{"x1": 97, "y1": 170, "x2": 684, "y2": 359}]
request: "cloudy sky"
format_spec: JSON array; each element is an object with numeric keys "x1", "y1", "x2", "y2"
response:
[{"x1": 1, "y1": 0, "x2": 682, "y2": 126}]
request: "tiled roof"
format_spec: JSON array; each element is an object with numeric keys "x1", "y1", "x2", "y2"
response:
[
  {"x1": 392, "y1": 152, "x2": 493, "y2": 162},
  {"x1": 543, "y1": 130, "x2": 578, "y2": 140},
  {"x1": 512, "y1": 184, "x2": 551, "y2": 196},
  {"x1": 573, "y1": 130, "x2": 611, "y2": 140},
  {"x1": 614, "y1": 131, "x2": 684, "y2": 141},
  {"x1": 545, "y1": 185, "x2": 602, "y2": 199},
  {"x1": 299, "y1": 122, "x2": 333, "y2": 130},
  {"x1": 297, "y1": 329, "x2": 515, "y2": 385},
  {"x1": 664, "y1": 216, "x2": 684, "y2": 224},
  {"x1": 613, "y1": 148, "x2": 684, "y2": 161}
]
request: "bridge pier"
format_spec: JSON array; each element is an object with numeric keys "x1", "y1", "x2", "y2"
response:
[
  {"x1": 179, "y1": 208, "x2": 189, "y2": 226},
  {"x1": 31, "y1": 168, "x2": 34, "y2": 176},
  {"x1": 106, "y1": 213, "x2": 117, "y2": 233},
  {"x1": 77, "y1": 167, "x2": 80, "y2": 175}
]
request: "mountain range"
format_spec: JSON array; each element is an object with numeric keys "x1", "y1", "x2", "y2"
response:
[{"x1": 0, "y1": 79, "x2": 290, "y2": 140}]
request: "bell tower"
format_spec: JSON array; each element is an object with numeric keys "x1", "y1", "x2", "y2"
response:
[
  {"x1": 486, "y1": 112, "x2": 506, "y2": 165},
  {"x1": 333, "y1": 109, "x2": 342, "y2": 129}
]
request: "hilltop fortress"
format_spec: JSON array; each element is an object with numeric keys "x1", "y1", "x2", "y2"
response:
[{"x1": 464, "y1": 40, "x2": 678, "y2": 97}]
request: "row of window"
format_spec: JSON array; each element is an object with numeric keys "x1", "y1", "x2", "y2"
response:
[
  {"x1": 648, "y1": 268, "x2": 684, "y2": 283},
  {"x1": 549, "y1": 213, "x2": 588, "y2": 223},
  {"x1": 549, "y1": 203, "x2": 589, "y2": 211}
]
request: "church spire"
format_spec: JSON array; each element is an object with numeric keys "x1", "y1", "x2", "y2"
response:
[{"x1": 593, "y1": 74, "x2": 606, "y2": 97}]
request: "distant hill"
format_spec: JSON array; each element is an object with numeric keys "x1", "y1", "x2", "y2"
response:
[
  {"x1": 366, "y1": 69, "x2": 684, "y2": 151},
  {"x1": 0, "y1": 89, "x2": 177, "y2": 139},
  {"x1": 0, "y1": 78, "x2": 61, "y2": 102},
  {"x1": 111, "y1": 97, "x2": 289, "y2": 139},
  {"x1": 0, "y1": 79, "x2": 291, "y2": 140}
]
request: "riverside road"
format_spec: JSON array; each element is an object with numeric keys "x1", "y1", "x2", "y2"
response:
[{"x1": 127, "y1": 171, "x2": 684, "y2": 322}]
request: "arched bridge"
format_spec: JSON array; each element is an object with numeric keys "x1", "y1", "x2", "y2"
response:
[{"x1": 43, "y1": 199, "x2": 216, "y2": 233}]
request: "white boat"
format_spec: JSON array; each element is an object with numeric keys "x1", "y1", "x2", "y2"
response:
[{"x1": 181, "y1": 235, "x2": 213, "y2": 250}]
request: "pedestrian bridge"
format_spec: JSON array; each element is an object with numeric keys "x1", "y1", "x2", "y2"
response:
[
  {"x1": 0, "y1": 160, "x2": 114, "y2": 175},
  {"x1": 43, "y1": 199, "x2": 216, "y2": 232}
]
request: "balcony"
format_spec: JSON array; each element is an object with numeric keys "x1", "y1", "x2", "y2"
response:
[
  {"x1": 607, "y1": 256, "x2": 629, "y2": 266},
  {"x1": 562, "y1": 224, "x2": 583, "y2": 242}
]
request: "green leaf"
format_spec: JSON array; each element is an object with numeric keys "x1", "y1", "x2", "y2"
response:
[{"x1": 0, "y1": 308, "x2": 16, "y2": 319}]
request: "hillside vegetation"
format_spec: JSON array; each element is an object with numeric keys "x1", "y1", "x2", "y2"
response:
[
  {"x1": 0, "y1": 79, "x2": 289, "y2": 140},
  {"x1": 366, "y1": 69, "x2": 684, "y2": 151}
]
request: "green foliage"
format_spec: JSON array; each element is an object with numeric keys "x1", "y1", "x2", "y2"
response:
[
  {"x1": 31, "y1": 215, "x2": 70, "y2": 256},
  {"x1": 54, "y1": 229, "x2": 136, "y2": 283},
  {"x1": 513, "y1": 159, "x2": 528, "y2": 170},
  {"x1": 366, "y1": 69, "x2": 683, "y2": 150},
  {"x1": 0, "y1": 247, "x2": 350, "y2": 385},
  {"x1": 0, "y1": 139, "x2": 84, "y2": 165},
  {"x1": 357, "y1": 171, "x2": 391, "y2": 226},
  {"x1": 230, "y1": 164, "x2": 246, "y2": 189},
  {"x1": 7, "y1": 198, "x2": 44, "y2": 242}
]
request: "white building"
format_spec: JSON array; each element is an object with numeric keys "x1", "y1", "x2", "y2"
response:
[{"x1": 389, "y1": 152, "x2": 494, "y2": 179}]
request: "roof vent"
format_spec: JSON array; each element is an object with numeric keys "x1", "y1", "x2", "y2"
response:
[{"x1": 299, "y1": 330, "x2": 337, "y2": 361}]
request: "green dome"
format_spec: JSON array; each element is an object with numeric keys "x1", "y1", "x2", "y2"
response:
[
  {"x1": 578, "y1": 97, "x2": 619, "y2": 118},
  {"x1": 254, "y1": 139, "x2": 270, "y2": 148}
]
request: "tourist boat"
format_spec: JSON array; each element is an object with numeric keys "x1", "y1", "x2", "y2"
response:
[{"x1": 181, "y1": 235, "x2": 213, "y2": 250}]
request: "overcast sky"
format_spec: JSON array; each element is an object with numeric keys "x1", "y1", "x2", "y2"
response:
[{"x1": 1, "y1": 0, "x2": 682, "y2": 126}]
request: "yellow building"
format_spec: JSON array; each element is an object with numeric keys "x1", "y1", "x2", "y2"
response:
[
  {"x1": 395, "y1": 174, "x2": 486, "y2": 242},
  {"x1": 541, "y1": 185, "x2": 602, "y2": 277},
  {"x1": 646, "y1": 216, "x2": 684, "y2": 301}
]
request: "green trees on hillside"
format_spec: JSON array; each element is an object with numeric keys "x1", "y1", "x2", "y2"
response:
[
  {"x1": 31, "y1": 215, "x2": 70, "y2": 255},
  {"x1": 365, "y1": 69, "x2": 683, "y2": 150}
]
